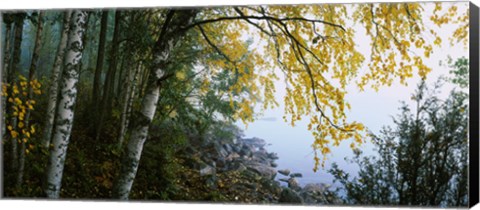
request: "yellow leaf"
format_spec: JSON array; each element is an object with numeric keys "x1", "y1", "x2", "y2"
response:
[
  {"x1": 19, "y1": 75, "x2": 27, "y2": 81},
  {"x1": 11, "y1": 131, "x2": 18, "y2": 138},
  {"x1": 175, "y1": 72, "x2": 186, "y2": 80},
  {"x1": 14, "y1": 98, "x2": 22, "y2": 105}
]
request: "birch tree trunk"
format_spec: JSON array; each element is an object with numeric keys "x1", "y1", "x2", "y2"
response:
[
  {"x1": 44, "y1": 10, "x2": 88, "y2": 199},
  {"x1": 113, "y1": 9, "x2": 198, "y2": 200},
  {"x1": 17, "y1": 11, "x2": 44, "y2": 189},
  {"x1": 41, "y1": 10, "x2": 72, "y2": 149}
]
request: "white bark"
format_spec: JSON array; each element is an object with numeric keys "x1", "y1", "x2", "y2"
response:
[
  {"x1": 115, "y1": 85, "x2": 160, "y2": 199},
  {"x1": 44, "y1": 10, "x2": 87, "y2": 199},
  {"x1": 42, "y1": 10, "x2": 72, "y2": 149},
  {"x1": 114, "y1": 10, "x2": 197, "y2": 200}
]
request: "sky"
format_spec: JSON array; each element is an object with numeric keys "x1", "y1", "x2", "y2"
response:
[{"x1": 235, "y1": 1, "x2": 470, "y2": 188}]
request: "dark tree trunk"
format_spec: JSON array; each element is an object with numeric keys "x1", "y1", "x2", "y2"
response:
[
  {"x1": 17, "y1": 11, "x2": 44, "y2": 189},
  {"x1": 1, "y1": 14, "x2": 14, "y2": 141},
  {"x1": 7, "y1": 13, "x2": 26, "y2": 179},
  {"x1": 91, "y1": 10, "x2": 109, "y2": 130},
  {"x1": 96, "y1": 10, "x2": 121, "y2": 140}
]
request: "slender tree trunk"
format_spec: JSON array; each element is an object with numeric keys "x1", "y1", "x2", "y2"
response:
[
  {"x1": 77, "y1": 12, "x2": 90, "y2": 76},
  {"x1": 92, "y1": 11, "x2": 108, "y2": 121},
  {"x1": 8, "y1": 13, "x2": 25, "y2": 176},
  {"x1": 42, "y1": 11, "x2": 72, "y2": 149},
  {"x1": 117, "y1": 60, "x2": 141, "y2": 147},
  {"x1": 44, "y1": 11, "x2": 88, "y2": 199},
  {"x1": 113, "y1": 9, "x2": 198, "y2": 200},
  {"x1": 1, "y1": 15, "x2": 13, "y2": 141},
  {"x1": 17, "y1": 11, "x2": 44, "y2": 189},
  {"x1": 96, "y1": 10, "x2": 121, "y2": 140}
]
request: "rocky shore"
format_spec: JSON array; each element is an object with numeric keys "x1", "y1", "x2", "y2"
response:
[{"x1": 178, "y1": 127, "x2": 341, "y2": 204}]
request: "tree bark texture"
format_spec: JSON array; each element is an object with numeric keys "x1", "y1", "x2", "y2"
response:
[
  {"x1": 44, "y1": 10, "x2": 88, "y2": 199},
  {"x1": 42, "y1": 10, "x2": 72, "y2": 149},
  {"x1": 113, "y1": 9, "x2": 198, "y2": 200}
]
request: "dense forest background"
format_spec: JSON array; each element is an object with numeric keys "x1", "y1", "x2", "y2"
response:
[{"x1": 0, "y1": 2, "x2": 470, "y2": 207}]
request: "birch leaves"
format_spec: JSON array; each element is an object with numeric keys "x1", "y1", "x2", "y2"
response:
[{"x1": 193, "y1": 2, "x2": 468, "y2": 171}]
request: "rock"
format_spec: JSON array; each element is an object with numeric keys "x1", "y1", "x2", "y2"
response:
[
  {"x1": 237, "y1": 163, "x2": 247, "y2": 172},
  {"x1": 279, "y1": 188, "x2": 303, "y2": 204},
  {"x1": 290, "y1": 172, "x2": 303, "y2": 178},
  {"x1": 252, "y1": 150, "x2": 269, "y2": 164},
  {"x1": 200, "y1": 164, "x2": 216, "y2": 176},
  {"x1": 288, "y1": 178, "x2": 301, "y2": 191},
  {"x1": 216, "y1": 156, "x2": 226, "y2": 168},
  {"x1": 243, "y1": 137, "x2": 266, "y2": 148},
  {"x1": 226, "y1": 152, "x2": 240, "y2": 161},
  {"x1": 260, "y1": 178, "x2": 282, "y2": 195},
  {"x1": 302, "y1": 183, "x2": 329, "y2": 193},
  {"x1": 223, "y1": 143, "x2": 233, "y2": 153},
  {"x1": 299, "y1": 183, "x2": 339, "y2": 204},
  {"x1": 278, "y1": 169, "x2": 291, "y2": 176},
  {"x1": 268, "y1": 152, "x2": 279, "y2": 160},
  {"x1": 279, "y1": 178, "x2": 289, "y2": 183},
  {"x1": 245, "y1": 162, "x2": 277, "y2": 180},
  {"x1": 239, "y1": 145, "x2": 254, "y2": 157},
  {"x1": 205, "y1": 174, "x2": 217, "y2": 190}
]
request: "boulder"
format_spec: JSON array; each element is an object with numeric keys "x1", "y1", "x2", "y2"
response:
[
  {"x1": 268, "y1": 152, "x2": 279, "y2": 160},
  {"x1": 279, "y1": 188, "x2": 303, "y2": 204},
  {"x1": 205, "y1": 174, "x2": 217, "y2": 190},
  {"x1": 200, "y1": 164, "x2": 216, "y2": 176},
  {"x1": 302, "y1": 183, "x2": 329, "y2": 193},
  {"x1": 299, "y1": 183, "x2": 340, "y2": 204},
  {"x1": 252, "y1": 150, "x2": 270, "y2": 164},
  {"x1": 290, "y1": 172, "x2": 303, "y2": 178},
  {"x1": 278, "y1": 169, "x2": 291, "y2": 176},
  {"x1": 288, "y1": 178, "x2": 301, "y2": 191},
  {"x1": 226, "y1": 152, "x2": 240, "y2": 161},
  {"x1": 243, "y1": 137, "x2": 266, "y2": 148},
  {"x1": 245, "y1": 162, "x2": 277, "y2": 180},
  {"x1": 260, "y1": 178, "x2": 282, "y2": 195}
]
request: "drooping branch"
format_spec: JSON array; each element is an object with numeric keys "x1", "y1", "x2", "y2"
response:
[
  {"x1": 182, "y1": 12, "x2": 346, "y2": 32},
  {"x1": 190, "y1": 7, "x2": 352, "y2": 132},
  {"x1": 197, "y1": 25, "x2": 235, "y2": 64}
]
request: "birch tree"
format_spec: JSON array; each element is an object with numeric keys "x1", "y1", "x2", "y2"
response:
[
  {"x1": 42, "y1": 10, "x2": 72, "y2": 149},
  {"x1": 44, "y1": 10, "x2": 88, "y2": 199},
  {"x1": 113, "y1": 9, "x2": 198, "y2": 200}
]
